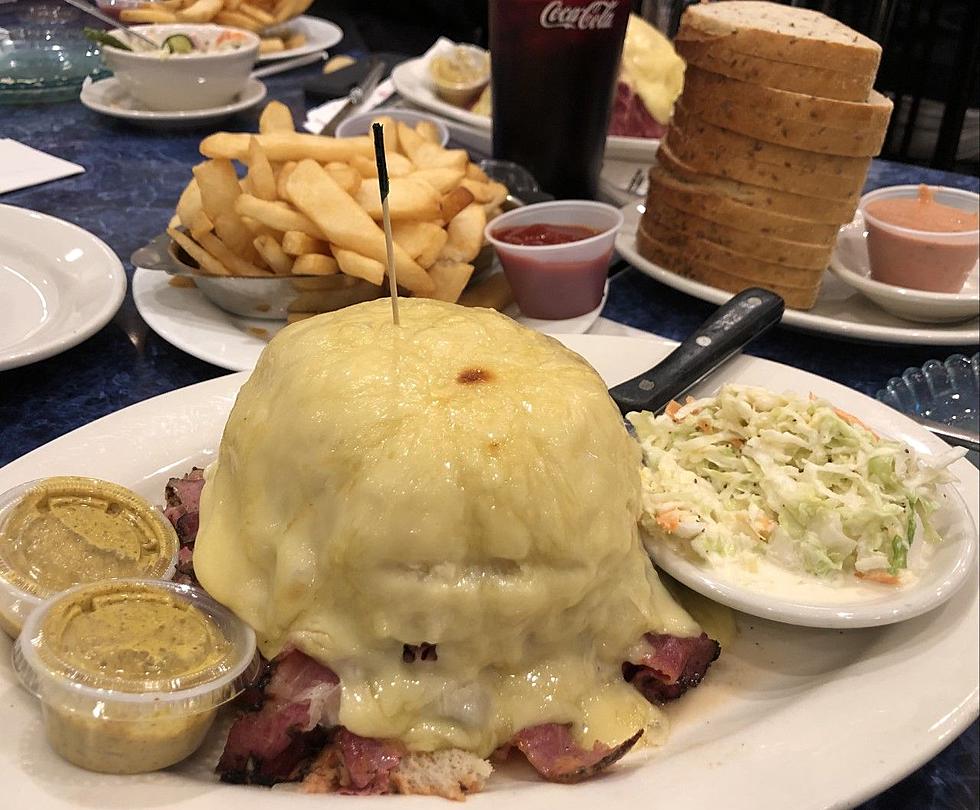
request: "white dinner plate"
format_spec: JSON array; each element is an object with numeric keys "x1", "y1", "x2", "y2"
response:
[
  {"x1": 79, "y1": 77, "x2": 267, "y2": 127},
  {"x1": 391, "y1": 56, "x2": 659, "y2": 162},
  {"x1": 616, "y1": 202, "x2": 980, "y2": 345},
  {"x1": 256, "y1": 15, "x2": 343, "y2": 62},
  {"x1": 830, "y1": 212, "x2": 980, "y2": 324},
  {"x1": 132, "y1": 268, "x2": 606, "y2": 371},
  {"x1": 0, "y1": 205, "x2": 126, "y2": 371},
  {"x1": 0, "y1": 334, "x2": 976, "y2": 809}
]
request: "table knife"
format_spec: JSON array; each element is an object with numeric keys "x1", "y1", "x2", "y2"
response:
[
  {"x1": 319, "y1": 60, "x2": 386, "y2": 136},
  {"x1": 609, "y1": 288, "x2": 785, "y2": 415},
  {"x1": 905, "y1": 415, "x2": 980, "y2": 453}
]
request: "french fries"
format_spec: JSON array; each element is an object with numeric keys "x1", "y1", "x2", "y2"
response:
[
  {"x1": 120, "y1": 0, "x2": 312, "y2": 30},
  {"x1": 167, "y1": 101, "x2": 511, "y2": 314}
]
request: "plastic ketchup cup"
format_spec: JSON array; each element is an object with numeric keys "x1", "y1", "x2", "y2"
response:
[
  {"x1": 860, "y1": 185, "x2": 979, "y2": 293},
  {"x1": 485, "y1": 200, "x2": 623, "y2": 320}
]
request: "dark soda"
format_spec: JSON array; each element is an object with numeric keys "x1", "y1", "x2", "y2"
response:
[{"x1": 489, "y1": 0, "x2": 631, "y2": 199}]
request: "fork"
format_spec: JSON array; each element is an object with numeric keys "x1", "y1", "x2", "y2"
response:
[{"x1": 626, "y1": 168, "x2": 647, "y2": 196}]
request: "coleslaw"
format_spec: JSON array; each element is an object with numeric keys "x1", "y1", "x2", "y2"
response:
[{"x1": 628, "y1": 385, "x2": 964, "y2": 585}]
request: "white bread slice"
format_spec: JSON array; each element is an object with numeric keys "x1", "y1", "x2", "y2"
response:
[
  {"x1": 666, "y1": 110, "x2": 869, "y2": 201},
  {"x1": 679, "y1": 81, "x2": 889, "y2": 157},
  {"x1": 302, "y1": 746, "x2": 492, "y2": 801},
  {"x1": 640, "y1": 213, "x2": 828, "y2": 286},
  {"x1": 642, "y1": 194, "x2": 835, "y2": 268},
  {"x1": 683, "y1": 66, "x2": 892, "y2": 132},
  {"x1": 391, "y1": 750, "x2": 493, "y2": 800},
  {"x1": 648, "y1": 166, "x2": 841, "y2": 242},
  {"x1": 674, "y1": 38, "x2": 873, "y2": 103},
  {"x1": 677, "y1": 1, "x2": 881, "y2": 75},
  {"x1": 655, "y1": 143, "x2": 858, "y2": 224},
  {"x1": 636, "y1": 218, "x2": 822, "y2": 310}
]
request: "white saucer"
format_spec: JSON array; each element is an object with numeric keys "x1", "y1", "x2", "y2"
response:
[
  {"x1": 830, "y1": 213, "x2": 980, "y2": 324},
  {"x1": 79, "y1": 76, "x2": 267, "y2": 127},
  {"x1": 257, "y1": 15, "x2": 343, "y2": 62}
]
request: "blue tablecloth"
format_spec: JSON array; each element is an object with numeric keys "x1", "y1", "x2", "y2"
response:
[{"x1": 0, "y1": 65, "x2": 978, "y2": 809}]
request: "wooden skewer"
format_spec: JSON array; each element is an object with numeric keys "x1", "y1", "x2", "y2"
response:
[{"x1": 372, "y1": 122, "x2": 399, "y2": 326}]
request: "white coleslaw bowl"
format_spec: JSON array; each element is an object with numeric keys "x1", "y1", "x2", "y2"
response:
[{"x1": 100, "y1": 24, "x2": 259, "y2": 111}]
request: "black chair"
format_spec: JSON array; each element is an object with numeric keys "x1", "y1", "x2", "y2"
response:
[{"x1": 790, "y1": 0, "x2": 979, "y2": 175}]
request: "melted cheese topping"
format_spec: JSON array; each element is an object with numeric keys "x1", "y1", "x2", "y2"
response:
[
  {"x1": 194, "y1": 299, "x2": 700, "y2": 756},
  {"x1": 621, "y1": 14, "x2": 686, "y2": 124}
]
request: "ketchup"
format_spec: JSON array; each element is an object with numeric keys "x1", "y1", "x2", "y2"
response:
[{"x1": 492, "y1": 223, "x2": 601, "y2": 247}]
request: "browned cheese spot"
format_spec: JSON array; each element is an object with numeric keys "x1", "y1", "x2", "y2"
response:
[{"x1": 457, "y1": 367, "x2": 494, "y2": 384}]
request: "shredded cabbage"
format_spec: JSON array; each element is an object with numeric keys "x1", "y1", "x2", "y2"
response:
[{"x1": 628, "y1": 385, "x2": 963, "y2": 583}]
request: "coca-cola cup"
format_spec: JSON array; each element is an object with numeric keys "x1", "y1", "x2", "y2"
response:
[{"x1": 489, "y1": 0, "x2": 630, "y2": 199}]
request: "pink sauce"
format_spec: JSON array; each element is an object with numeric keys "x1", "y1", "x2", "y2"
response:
[
  {"x1": 865, "y1": 186, "x2": 978, "y2": 232},
  {"x1": 864, "y1": 186, "x2": 979, "y2": 293}
]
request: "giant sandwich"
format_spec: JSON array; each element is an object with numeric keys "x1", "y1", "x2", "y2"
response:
[
  {"x1": 188, "y1": 299, "x2": 719, "y2": 798},
  {"x1": 609, "y1": 14, "x2": 686, "y2": 138}
]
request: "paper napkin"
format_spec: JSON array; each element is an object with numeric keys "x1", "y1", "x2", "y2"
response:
[
  {"x1": 303, "y1": 78, "x2": 396, "y2": 134},
  {"x1": 0, "y1": 139, "x2": 85, "y2": 195}
]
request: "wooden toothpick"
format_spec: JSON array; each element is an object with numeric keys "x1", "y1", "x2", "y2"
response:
[{"x1": 372, "y1": 122, "x2": 399, "y2": 326}]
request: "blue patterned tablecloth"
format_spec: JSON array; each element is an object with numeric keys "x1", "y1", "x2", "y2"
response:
[{"x1": 0, "y1": 65, "x2": 977, "y2": 809}]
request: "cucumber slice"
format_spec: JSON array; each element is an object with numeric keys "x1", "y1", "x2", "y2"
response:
[{"x1": 162, "y1": 34, "x2": 195, "y2": 54}]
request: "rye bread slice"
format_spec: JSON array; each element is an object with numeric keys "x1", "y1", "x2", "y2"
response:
[
  {"x1": 640, "y1": 214, "x2": 829, "y2": 285},
  {"x1": 636, "y1": 220, "x2": 822, "y2": 310},
  {"x1": 655, "y1": 143, "x2": 858, "y2": 223},
  {"x1": 648, "y1": 167, "x2": 842, "y2": 242},
  {"x1": 674, "y1": 38, "x2": 874, "y2": 103},
  {"x1": 680, "y1": 85, "x2": 888, "y2": 157},
  {"x1": 671, "y1": 103, "x2": 872, "y2": 180},
  {"x1": 683, "y1": 66, "x2": 892, "y2": 131},
  {"x1": 677, "y1": 1, "x2": 880, "y2": 75},
  {"x1": 642, "y1": 194, "x2": 835, "y2": 268},
  {"x1": 665, "y1": 111, "x2": 868, "y2": 201}
]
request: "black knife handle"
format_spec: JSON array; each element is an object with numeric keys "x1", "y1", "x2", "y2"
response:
[{"x1": 609, "y1": 288, "x2": 785, "y2": 415}]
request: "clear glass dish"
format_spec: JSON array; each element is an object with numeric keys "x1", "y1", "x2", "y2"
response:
[
  {"x1": 877, "y1": 353, "x2": 980, "y2": 466},
  {"x1": 0, "y1": 2, "x2": 108, "y2": 104}
]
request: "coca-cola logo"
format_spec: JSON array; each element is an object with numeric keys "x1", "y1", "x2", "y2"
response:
[{"x1": 539, "y1": 0, "x2": 618, "y2": 30}]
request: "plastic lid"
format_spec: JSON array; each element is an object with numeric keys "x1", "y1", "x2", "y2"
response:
[
  {"x1": 0, "y1": 477, "x2": 180, "y2": 604},
  {"x1": 13, "y1": 578, "x2": 259, "y2": 720}
]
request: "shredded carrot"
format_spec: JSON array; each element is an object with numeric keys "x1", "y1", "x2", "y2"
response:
[
  {"x1": 856, "y1": 570, "x2": 900, "y2": 586},
  {"x1": 655, "y1": 509, "x2": 682, "y2": 532},
  {"x1": 665, "y1": 400, "x2": 682, "y2": 420},
  {"x1": 833, "y1": 407, "x2": 879, "y2": 439}
]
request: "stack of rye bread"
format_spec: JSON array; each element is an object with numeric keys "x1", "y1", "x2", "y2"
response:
[{"x1": 638, "y1": 1, "x2": 893, "y2": 309}]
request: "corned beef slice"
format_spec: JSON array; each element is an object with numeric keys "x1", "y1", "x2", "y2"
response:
[
  {"x1": 217, "y1": 651, "x2": 341, "y2": 784},
  {"x1": 624, "y1": 632, "x2": 721, "y2": 704},
  {"x1": 609, "y1": 81, "x2": 669, "y2": 139},
  {"x1": 510, "y1": 723, "x2": 643, "y2": 783}
]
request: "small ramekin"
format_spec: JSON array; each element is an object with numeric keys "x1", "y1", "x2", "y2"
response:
[
  {"x1": 13, "y1": 578, "x2": 259, "y2": 773},
  {"x1": 0, "y1": 477, "x2": 179, "y2": 637},
  {"x1": 859, "y1": 185, "x2": 979, "y2": 293},
  {"x1": 484, "y1": 200, "x2": 622, "y2": 319}
]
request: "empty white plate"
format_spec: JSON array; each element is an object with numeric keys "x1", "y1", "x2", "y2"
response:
[
  {"x1": 830, "y1": 212, "x2": 980, "y2": 323},
  {"x1": 0, "y1": 205, "x2": 126, "y2": 371}
]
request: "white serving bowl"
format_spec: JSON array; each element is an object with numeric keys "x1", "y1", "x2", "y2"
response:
[
  {"x1": 100, "y1": 24, "x2": 259, "y2": 111},
  {"x1": 335, "y1": 107, "x2": 450, "y2": 145}
]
